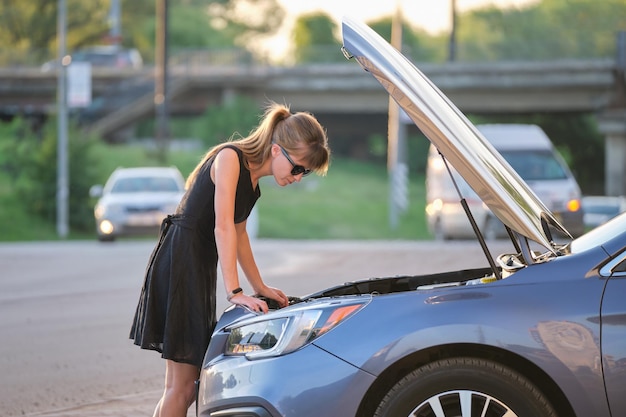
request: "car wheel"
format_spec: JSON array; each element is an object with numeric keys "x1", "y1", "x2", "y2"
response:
[
  {"x1": 97, "y1": 234, "x2": 116, "y2": 242},
  {"x1": 374, "y1": 357, "x2": 558, "y2": 417},
  {"x1": 433, "y1": 218, "x2": 446, "y2": 241}
]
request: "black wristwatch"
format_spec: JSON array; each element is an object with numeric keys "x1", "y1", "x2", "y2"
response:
[{"x1": 227, "y1": 287, "x2": 243, "y2": 302}]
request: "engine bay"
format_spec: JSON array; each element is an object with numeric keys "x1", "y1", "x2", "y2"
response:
[{"x1": 251, "y1": 247, "x2": 556, "y2": 313}]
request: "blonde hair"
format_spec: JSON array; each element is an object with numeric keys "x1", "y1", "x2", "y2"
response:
[{"x1": 186, "y1": 102, "x2": 330, "y2": 188}]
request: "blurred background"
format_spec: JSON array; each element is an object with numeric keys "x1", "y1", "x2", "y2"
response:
[{"x1": 0, "y1": 0, "x2": 625, "y2": 242}]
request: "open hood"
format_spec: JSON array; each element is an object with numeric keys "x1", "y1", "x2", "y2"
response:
[{"x1": 341, "y1": 16, "x2": 571, "y2": 252}]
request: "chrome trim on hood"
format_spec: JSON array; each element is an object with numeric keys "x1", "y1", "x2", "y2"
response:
[{"x1": 341, "y1": 16, "x2": 571, "y2": 252}]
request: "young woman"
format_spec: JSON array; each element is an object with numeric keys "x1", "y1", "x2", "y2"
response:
[{"x1": 130, "y1": 102, "x2": 331, "y2": 417}]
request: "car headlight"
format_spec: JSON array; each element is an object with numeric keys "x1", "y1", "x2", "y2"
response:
[
  {"x1": 225, "y1": 301, "x2": 365, "y2": 359},
  {"x1": 95, "y1": 203, "x2": 125, "y2": 219}
]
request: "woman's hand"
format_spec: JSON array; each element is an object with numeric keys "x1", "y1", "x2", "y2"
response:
[
  {"x1": 256, "y1": 286, "x2": 289, "y2": 308},
  {"x1": 228, "y1": 293, "x2": 270, "y2": 314}
]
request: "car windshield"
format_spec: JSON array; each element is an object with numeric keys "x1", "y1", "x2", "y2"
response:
[
  {"x1": 111, "y1": 177, "x2": 181, "y2": 193},
  {"x1": 499, "y1": 150, "x2": 568, "y2": 181}
]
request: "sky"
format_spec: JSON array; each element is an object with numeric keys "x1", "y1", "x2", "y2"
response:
[
  {"x1": 277, "y1": 0, "x2": 536, "y2": 34},
  {"x1": 266, "y1": 0, "x2": 537, "y2": 60}
]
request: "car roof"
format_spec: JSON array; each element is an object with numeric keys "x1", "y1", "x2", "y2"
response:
[
  {"x1": 107, "y1": 167, "x2": 185, "y2": 182},
  {"x1": 112, "y1": 166, "x2": 181, "y2": 175},
  {"x1": 103, "y1": 167, "x2": 185, "y2": 192},
  {"x1": 476, "y1": 124, "x2": 554, "y2": 151}
]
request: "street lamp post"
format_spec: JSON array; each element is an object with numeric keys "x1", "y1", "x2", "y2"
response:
[
  {"x1": 56, "y1": 0, "x2": 69, "y2": 238},
  {"x1": 155, "y1": 0, "x2": 170, "y2": 164},
  {"x1": 388, "y1": 3, "x2": 409, "y2": 229}
]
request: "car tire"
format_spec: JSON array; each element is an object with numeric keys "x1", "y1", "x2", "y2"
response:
[
  {"x1": 483, "y1": 216, "x2": 500, "y2": 241},
  {"x1": 97, "y1": 234, "x2": 116, "y2": 242},
  {"x1": 433, "y1": 218, "x2": 447, "y2": 241},
  {"x1": 374, "y1": 357, "x2": 558, "y2": 417}
]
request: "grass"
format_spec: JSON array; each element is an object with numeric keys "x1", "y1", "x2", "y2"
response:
[
  {"x1": 0, "y1": 172, "x2": 57, "y2": 241},
  {"x1": 257, "y1": 159, "x2": 428, "y2": 239},
  {"x1": 0, "y1": 144, "x2": 430, "y2": 241}
]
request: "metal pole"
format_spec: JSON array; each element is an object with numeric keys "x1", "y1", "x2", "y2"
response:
[
  {"x1": 388, "y1": 3, "x2": 407, "y2": 229},
  {"x1": 448, "y1": 0, "x2": 457, "y2": 62},
  {"x1": 56, "y1": 0, "x2": 69, "y2": 238},
  {"x1": 155, "y1": 0, "x2": 169, "y2": 164},
  {"x1": 108, "y1": 0, "x2": 121, "y2": 45}
]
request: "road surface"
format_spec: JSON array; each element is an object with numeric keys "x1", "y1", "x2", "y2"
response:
[{"x1": 0, "y1": 238, "x2": 510, "y2": 416}]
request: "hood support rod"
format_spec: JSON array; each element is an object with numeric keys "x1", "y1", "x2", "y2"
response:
[{"x1": 440, "y1": 151, "x2": 502, "y2": 280}]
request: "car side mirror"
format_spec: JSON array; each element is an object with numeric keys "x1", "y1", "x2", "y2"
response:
[{"x1": 89, "y1": 184, "x2": 103, "y2": 198}]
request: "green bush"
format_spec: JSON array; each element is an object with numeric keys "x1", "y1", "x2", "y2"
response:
[{"x1": 0, "y1": 117, "x2": 102, "y2": 232}]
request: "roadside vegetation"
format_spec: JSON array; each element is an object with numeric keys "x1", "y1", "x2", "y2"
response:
[
  {"x1": 0, "y1": 0, "x2": 618, "y2": 241},
  {"x1": 0, "y1": 141, "x2": 429, "y2": 242}
]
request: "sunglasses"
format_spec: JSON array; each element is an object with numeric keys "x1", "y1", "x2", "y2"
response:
[{"x1": 277, "y1": 144, "x2": 312, "y2": 177}]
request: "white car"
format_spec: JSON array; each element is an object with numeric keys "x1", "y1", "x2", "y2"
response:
[
  {"x1": 426, "y1": 124, "x2": 585, "y2": 240},
  {"x1": 582, "y1": 195, "x2": 626, "y2": 228},
  {"x1": 90, "y1": 167, "x2": 185, "y2": 242}
]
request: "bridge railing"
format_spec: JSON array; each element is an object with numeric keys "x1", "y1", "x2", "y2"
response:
[{"x1": 1, "y1": 39, "x2": 618, "y2": 70}]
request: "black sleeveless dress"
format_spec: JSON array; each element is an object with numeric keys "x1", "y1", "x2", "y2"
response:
[{"x1": 129, "y1": 145, "x2": 260, "y2": 367}]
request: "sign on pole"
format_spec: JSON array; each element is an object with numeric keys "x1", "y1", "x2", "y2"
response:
[{"x1": 67, "y1": 62, "x2": 92, "y2": 108}]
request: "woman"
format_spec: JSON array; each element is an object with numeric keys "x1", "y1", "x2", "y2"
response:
[{"x1": 129, "y1": 102, "x2": 331, "y2": 417}]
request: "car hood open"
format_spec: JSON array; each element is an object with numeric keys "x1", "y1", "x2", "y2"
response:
[{"x1": 341, "y1": 16, "x2": 570, "y2": 252}]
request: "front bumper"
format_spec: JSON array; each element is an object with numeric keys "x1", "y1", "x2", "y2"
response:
[{"x1": 197, "y1": 343, "x2": 375, "y2": 417}]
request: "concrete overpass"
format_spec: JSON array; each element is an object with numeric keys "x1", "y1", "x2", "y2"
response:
[{"x1": 0, "y1": 59, "x2": 624, "y2": 194}]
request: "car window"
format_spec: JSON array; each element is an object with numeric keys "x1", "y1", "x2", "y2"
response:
[
  {"x1": 500, "y1": 150, "x2": 568, "y2": 181},
  {"x1": 585, "y1": 204, "x2": 620, "y2": 216},
  {"x1": 74, "y1": 52, "x2": 112, "y2": 65},
  {"x1": 111, "y1": 177, "x2": 182, "y2": 193}
]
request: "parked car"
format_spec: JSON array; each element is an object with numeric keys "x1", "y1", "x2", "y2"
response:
[
  {"x1": 582, "y1": 195, "x2": 626, "y2": 228},
  {"x1": 196, "y1": 17, "x2": 626, "y2": 417},
  {"x1": 41, "y1": 45, "x2": 143, "y2": 71},
  {"x1": 426, "y1": 124, "x2": 584, "y2": 240},
  {"x1": 72, "y1": 45, "x2": 143, "y2": 69},
  {"x1": 90, "y1": 167, "x2": 185, "y2": 242}
]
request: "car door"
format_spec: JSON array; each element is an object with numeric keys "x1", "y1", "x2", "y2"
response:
[{"x1": 600, "y1": 249, "x2": 626, "y2": 416}]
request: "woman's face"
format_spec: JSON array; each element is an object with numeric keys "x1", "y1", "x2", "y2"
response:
[{"x1": 271, "y1": 143, "x2": 309, "y2": 186}]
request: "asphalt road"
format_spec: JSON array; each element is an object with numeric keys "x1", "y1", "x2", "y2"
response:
[{"x1": 0, "y1": 238, "x2": 510, "y2": 417}]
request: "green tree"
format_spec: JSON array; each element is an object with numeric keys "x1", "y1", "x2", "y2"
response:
[
  {"x1": 367, "y1": 17, "x2": 446, "y2": 62},
  {"x1": 191, "y1": 96, "x2": 262, "y2": 148},
  {"x1": 0, "y1": 0, "x2": 284, "y2": 66},
  {"x1": 0, "y1": 0, "x2": 110, "y2": 64},
  {"x1": 207, "y1": 0, "x2": 284, "y2": 50},
  {"x1": 119, "y1": 0, "x2": 155, "y2": 60},
  {"x1": 0, "y1": 117, "x2": 102, "y2": 231},
  {"x1": 292, "y1": 12, "x2": 341, "y2": 63},
  {"x1": 458, "y1": 0, "x2": 626, "y2": 61},
  {"x1": 129, "y1": 0, "x2": 285, "y2": 63}
]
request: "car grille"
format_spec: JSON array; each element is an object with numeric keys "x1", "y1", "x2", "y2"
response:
[{"x1": 126, "y1": 206, "x2": 162, "y2": 213}]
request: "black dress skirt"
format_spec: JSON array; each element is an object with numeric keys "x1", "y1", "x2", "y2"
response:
[{"x1": 129, "y1": 145, "x2": 260, "y2": 367}]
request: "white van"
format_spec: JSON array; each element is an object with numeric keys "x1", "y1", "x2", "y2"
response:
[{"x1": 426, "y1": 124, "x2": 584, "y2": 239}]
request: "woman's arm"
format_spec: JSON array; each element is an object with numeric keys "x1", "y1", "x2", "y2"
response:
[
  {"x1": 235, "y1": 221, "x2": 288, "y2": 307},
  {"x1": 212, "y1": 148, "x2": 278, "y2": 313}
]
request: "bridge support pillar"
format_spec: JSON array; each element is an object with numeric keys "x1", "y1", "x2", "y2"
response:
[
  {"x1": 222, "y1": 87, "x2": 237, "y2": 104},
  {"x1": 597, "y1": 109, "x2": 626, "y2": 196}
]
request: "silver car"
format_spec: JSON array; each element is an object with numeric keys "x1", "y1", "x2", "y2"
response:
[
  {"x1": 426, "y1": 124, "x2": 585, "y2": 240},
  {"x1": 582, "y1": 195, "x2": 626, "y2": 229},
  {"x1": 196, "y1": 17, "x2": 626, "y2": 417},
  {"x1": 90, "y1": 167, "x2": 185, "y2": 241}
]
